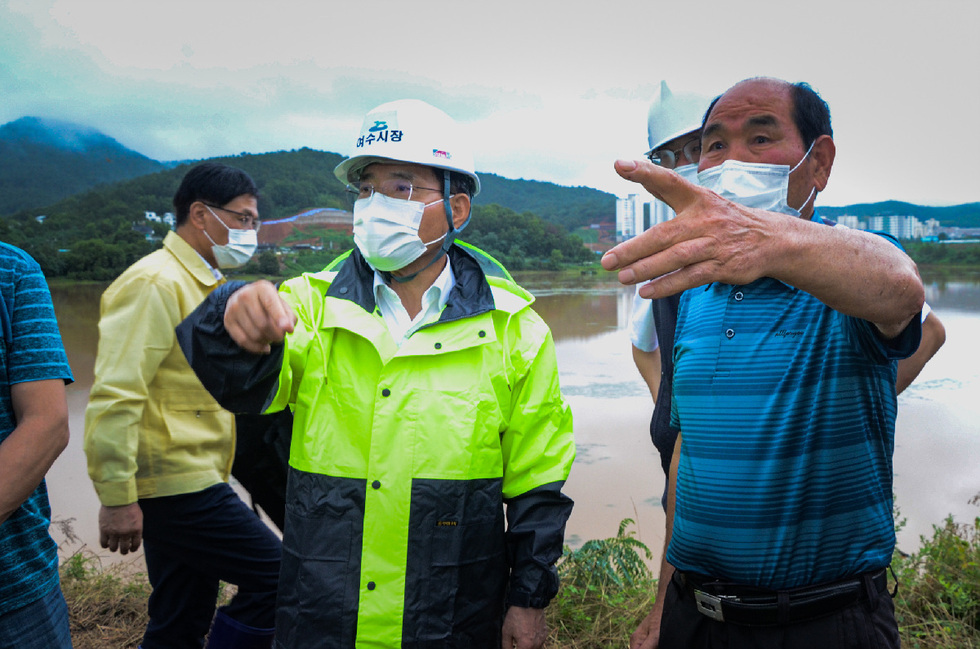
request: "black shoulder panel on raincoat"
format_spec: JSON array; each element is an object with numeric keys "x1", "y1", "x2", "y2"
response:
[{"x1": 175, "y1": 280, "x2": 284, "y2": 414}]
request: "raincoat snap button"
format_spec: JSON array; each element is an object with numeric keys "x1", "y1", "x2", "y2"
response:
[
  {"x1": 381, "y1": 388, "x2": 390, "y2": 397},
  {"x1": 478, "y1": 330, "x2": 486, "y2": 338},
  {"x1": 367, "y1": 581, "x2": 376, "y2": 590},
  {"x1": 372, "y1": 480, "x2": 381, "y2": 490},
  {"x1": 434, "y1": 342, "x2": 442, "y2": 350},
  {"x1": 339, "y1": 287, "x2": 348, "y2": 294}
]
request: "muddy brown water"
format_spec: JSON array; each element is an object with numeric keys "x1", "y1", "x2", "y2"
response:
[{"x1": 46, "y1": 272, "x2": 980, "y2": 575}]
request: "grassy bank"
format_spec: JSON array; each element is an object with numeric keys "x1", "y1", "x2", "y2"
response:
[{"x1": 60, "y1": 508, "x2": 980, "y2": 648}]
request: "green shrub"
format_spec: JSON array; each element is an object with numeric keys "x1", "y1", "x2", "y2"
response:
[
  {"x1": 893, "y1": 502, "x2": 980, "y2": 648},
  {"x1": 548, "y1": 518, "x2": 656, "y2": 648},
  {"x1": 558, "y1": 518, "x2": 653, "y2": 590}
]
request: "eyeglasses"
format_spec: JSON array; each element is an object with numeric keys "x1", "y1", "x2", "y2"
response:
[
  {"x1": 647, "y1": 137, "x2": 702, "y2": 169},
  {"x1": 345, "y1": 179, "x2": 442, "y2": 206},
  {"x1": 203, "y1": 203, "x2": 261, "y2": 231}
]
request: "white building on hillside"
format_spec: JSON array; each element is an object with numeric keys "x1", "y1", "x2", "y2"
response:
[
  {"x1": 616, "y1": 194, "x2": 644, "y2": 241},
  {"x1": 835, "y1": 215, "x2": 863, "y2": 229},
  {"x1": 865, "y1": 215, "x2": 929, "y2": 240},
  {"x1": 651, "y1": 199, "x2": 679, "y2": 227}
]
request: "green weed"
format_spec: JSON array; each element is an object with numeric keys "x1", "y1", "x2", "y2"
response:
[{"x1": 892, "y1": 496, "x2": 980, "y2": 648}]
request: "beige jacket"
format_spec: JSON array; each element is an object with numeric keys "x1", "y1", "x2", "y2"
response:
[{"x1": 84, "y1": 232, "x2": 234, "y2": 506}]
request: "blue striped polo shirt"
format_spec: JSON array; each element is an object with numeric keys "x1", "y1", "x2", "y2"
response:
[
  {"x1": 0, "y1": 242, "x2": 74, "y2": 615},
  {"x1": 666, "y1": 220, "x2": 920, "y2": 589}
]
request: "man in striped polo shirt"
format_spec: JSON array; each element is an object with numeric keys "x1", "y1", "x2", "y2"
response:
[
  {"x1": 605, "y1": 77, "x2": 924, "y2": 648},
  {"x1": 0, "y1": 242, "x2": 74, "y2": 648}
]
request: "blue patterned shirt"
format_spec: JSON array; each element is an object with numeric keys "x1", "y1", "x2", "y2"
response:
[
  {"x1": 0, "y1": 242, "x2": 74, "y2": 615},
  {"x1": 667, "y1": 217, "x2": 920, "y2": 589}
]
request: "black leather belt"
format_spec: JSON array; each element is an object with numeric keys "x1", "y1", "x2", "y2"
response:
[{"x1": 676, "y1": 569, "x2": 888, "y2": 626}]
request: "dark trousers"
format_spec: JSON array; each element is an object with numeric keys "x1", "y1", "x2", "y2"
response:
[
  {"x1": 140, "y1": 482, "x2": 282, "y2": 649},
  {"x1": 660, "y1": 572, "x2": 901, "y2": 649}
]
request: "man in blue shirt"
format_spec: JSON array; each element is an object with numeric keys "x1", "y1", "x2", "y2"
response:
[
  {"x1": 0, "y1": 242, "x2": 74, "y2": 648},
  {"x1": 606, "y1": 77, "x2": 924, "y2": 649}
]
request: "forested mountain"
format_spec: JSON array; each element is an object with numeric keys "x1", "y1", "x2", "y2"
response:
[
  {"x1": 0, "y1": 149, "x2": 347, "y2": 278},
  {"x1": 0, "y1": 149, "x2": 594, "y2": 279},
  {"x1": 476, "y1": 173, "x2": 616, "y2": 230},
  {"x1": 0, "y1": 117, "x2": 166, "y2": 215},
  {"x1": 2, "y1": 116, "x2": 976, "y2": 279}
]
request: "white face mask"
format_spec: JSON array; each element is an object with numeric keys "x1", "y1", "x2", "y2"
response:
[
  {"x1": 204, "y1": 206, "x2": 258, "y2": 269},
  {"x1": 697, "y1": 143, "x2": 816, "y2": 217},
  {"x1": 353, "y1": 192, "x2": 447, "y2": 272},
  {"x1": 673, "y1": 162, "x2": 700, "y2": 185}
]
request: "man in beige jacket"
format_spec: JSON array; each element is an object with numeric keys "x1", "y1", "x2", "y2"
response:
[{"x1": 84, "y1": 162, "x2": 280, "y2": 649}]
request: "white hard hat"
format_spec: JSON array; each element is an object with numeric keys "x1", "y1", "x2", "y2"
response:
[
  {"x1": 334, "y1": 99, "x2": 481, "y2": 196},
  {"x1": 646, "y1": 81, "x2": 712, "y2": 154}
]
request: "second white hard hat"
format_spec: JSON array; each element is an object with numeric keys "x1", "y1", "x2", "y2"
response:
[
  {"x1": 334, "y1": 99, "x2": 481, "y2": 196},
  {"x1": 646, "y1": 81, "x2": 711, "y2": 155}
]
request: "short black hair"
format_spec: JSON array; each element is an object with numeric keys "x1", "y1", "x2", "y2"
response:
[
  {"x1": 790, "y1": 82, "x2": 833, "y2": 149},
  {"x1": 701, "y1": 79, "x2": 833, "y2": 150},
  {"x1": 441, "y1": 169, "x2": 475, "y2": 198},
  {"x1": 173, "y1": 162, "x2": 258, "y2": 226}
]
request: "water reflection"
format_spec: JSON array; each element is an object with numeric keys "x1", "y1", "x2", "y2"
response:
[
  {"x1": 50, "y1": 282, "x2": 105, "y2": 386},
  {"x1": 43, "y1": 271, "x2": 980, "y2": 569}
]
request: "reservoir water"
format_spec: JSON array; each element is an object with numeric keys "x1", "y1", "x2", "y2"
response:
[{"x1": 44, "y1": 270, "x2": 980, "y2": 572}]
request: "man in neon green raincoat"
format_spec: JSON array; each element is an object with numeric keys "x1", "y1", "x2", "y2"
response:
[{"x1": 177, "y1": 99, "x2": 575, "y2": 649}]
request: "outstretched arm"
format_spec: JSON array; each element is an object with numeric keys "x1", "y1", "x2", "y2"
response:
[
  {"x1": 176, "y1": 281, "x2": 295, "y2": 414},
  {"x1": 223, "y1": 280, "x2": 297, "y2": 354},
  {"x1": 601, "y1": 160, "x2": 924, "y2": 340}
]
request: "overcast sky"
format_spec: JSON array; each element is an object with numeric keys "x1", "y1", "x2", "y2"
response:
[{"x1": 2, "y1": 0, "x2": 977, "y2": 207}]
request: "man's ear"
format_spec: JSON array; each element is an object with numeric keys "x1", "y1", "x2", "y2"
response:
[
  {"x1": 187, "y1": 201, "x2": 210, "y2": 230},
  {"x1": 810, "y1": 134, "x2": 836, "y2": 192},
  {"x1": 450, "y1": 193, "x2": 471, "y2": 229}
]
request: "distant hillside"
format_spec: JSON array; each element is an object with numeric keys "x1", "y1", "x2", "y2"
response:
[
  {"x1": 0, "y1": 148, "x2": 596, "y2": 278},
  {"x1": 820, "y1": 201, "x2": 980, "y2": 228},
  {"x1": 476, "y1": 173, "x2": 616, "y2": 230},
  {"x1": 1, "y1": 145, "x2": 616, "y2": 232},
  {"x1": 0, "y1": 117, "x2": 166, "y2": 215},
  {"x1": 0, "y1": 149, "x2": 351, "y2": 278}
]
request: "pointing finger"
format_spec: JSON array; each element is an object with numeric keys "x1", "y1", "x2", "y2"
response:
[
  {"x1": 603, "y1": 160, "x2": 703, "y2": 272},
  {"x1": 614, "y1": 158, "x2": 700, "y2": 214}
]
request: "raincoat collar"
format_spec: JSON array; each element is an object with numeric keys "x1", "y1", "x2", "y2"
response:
[{"x1": 327, "y1": 245, "x2": 497, "y2": 322}]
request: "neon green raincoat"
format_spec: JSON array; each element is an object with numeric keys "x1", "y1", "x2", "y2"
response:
[{"x1": 178, "y1": 244, "x2": 575, "y2": 648}]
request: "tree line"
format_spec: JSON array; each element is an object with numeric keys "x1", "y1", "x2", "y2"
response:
[
  {"x1": 0, "y1": 149, "x2": 598, "y2": 280},
  {"x1": 903, "y1": 240, "x2": 980, "y2": 266}
]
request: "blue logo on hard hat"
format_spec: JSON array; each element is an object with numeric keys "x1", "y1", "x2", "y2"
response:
[{"x1": 356, "y1": 126, "x2": 404, "y2": 149}]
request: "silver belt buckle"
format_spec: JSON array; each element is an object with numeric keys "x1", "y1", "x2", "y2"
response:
[{"x1": 694, "y1": 590, "x2": 734, "y2": 622}]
